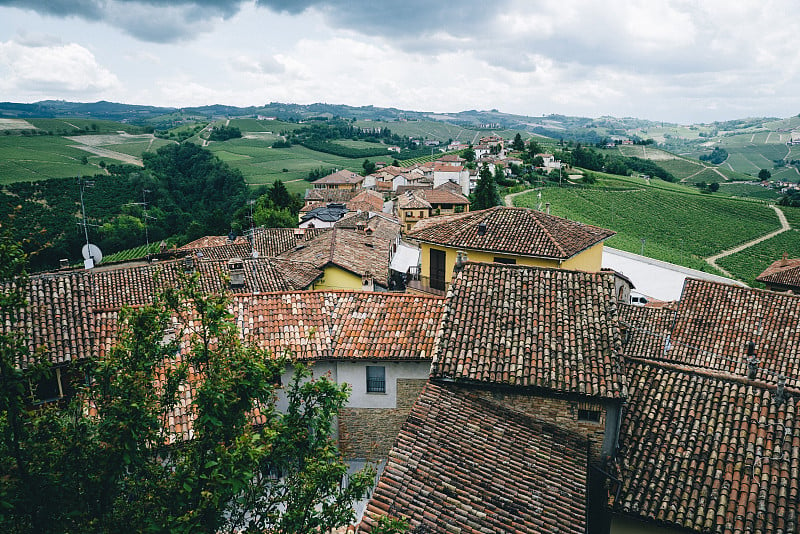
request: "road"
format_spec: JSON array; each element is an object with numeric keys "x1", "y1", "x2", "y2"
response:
[{"x1": 705, "y1": 205, "x2": 790, "y2": 277}]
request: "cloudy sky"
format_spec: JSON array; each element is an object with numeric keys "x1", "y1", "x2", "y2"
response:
[{"x1": 0, "y1": 0, "x2": 798, "y2": 124}]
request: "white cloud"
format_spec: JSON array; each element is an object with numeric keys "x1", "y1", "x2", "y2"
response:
[{"x1": 0, "y1": 41, "x2": 120, "y2": 98}]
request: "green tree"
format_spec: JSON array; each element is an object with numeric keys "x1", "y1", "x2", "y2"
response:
[
  {"x1": 362, "y1": 159, "x2": 376, "y2": 176},
  {"x1": 758, "y1": 169, "x2": 772, "y2": 181},
  {"x1": 511, "y1": 133, "x2": 525, "y2": 151},
  {"x1": 708, "y1": 182, "x2": 720, "y2": 192},
  {"x1": 0, "y1": 261, "x2": 375, "y2": 532},
  {"x1": 461, "y1": 146, "x2": 475, "y2": 163},
  {"x1": 471, "y1": 163, "x2": 501, "y2": 210}
]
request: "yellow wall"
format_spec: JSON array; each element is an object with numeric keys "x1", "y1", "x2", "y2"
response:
[
  {"x1": 420, "y1": 241, "x2": 605, "y2": 284},
  {"x1": 313, "y1": 265, "x2": 363, "y2": 291}
]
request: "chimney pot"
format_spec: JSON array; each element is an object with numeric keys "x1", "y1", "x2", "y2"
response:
[
  {"x1": 545, "y1": 202, "x2": 551, "y2": 215},
  {"x1": 477, "y1": 221, "x2": 487, "y2": 236}
]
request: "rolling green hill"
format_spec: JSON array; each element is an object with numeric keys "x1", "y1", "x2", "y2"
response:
[{"x1": 511, "y1": 173, "x2": 799, "y2": 284}]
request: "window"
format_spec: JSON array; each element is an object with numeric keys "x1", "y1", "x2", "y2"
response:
[
  {"x1": 30, "y1": 368, "x2": 64, "y2": 404},
  {"x1": 405, "y1": 211, "x2": 413, "y2": 218},
  {"x1": 577, "y1": 408, "x2": 601, "y2": 423},
  {"x1": 493, "y1": 257, "x2": 516, "y2": 265},
  {"x1": 366, "y1": 366, "x2": 386, "y2": 393}
]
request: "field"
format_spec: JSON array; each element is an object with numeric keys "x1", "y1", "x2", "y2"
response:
[
  {"x1": 27, "y1": 118, "x2": 145, "y2": 135},
  {"x1": 717, "y1": 182, "x2": 782, "y2": 201},
  {"x1": 512, "y1": 175, "x2": 782, "y2": 278},
  {"x1": 0, "y1": 136, "x2": 129, "y2": 184},
  {"x1": 102, "y1": 242, "x2": 163, "y2": 264},
  {"x1": 717, "y1": 216, "x2": 800, "y2": 285},
  {"x1": 205, "y1": 139, "x2": 365, "y2": 193},
  {"x1": 103, "y1": 138, "x2": 174, "y2": 157}
]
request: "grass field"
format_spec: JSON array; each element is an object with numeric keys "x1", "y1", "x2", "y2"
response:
[
  {"x1": 27, "y1": 118, "x2": 145, "y2": 135},
  {"x1": 717, "y1": 182, "x2": 782, "y2": 201},
  {"x1": 512, "y1": 175, "x2": 781, "y2": 277},
  {"x1": 205, "y1": 139, "x2": 365, "y2": 193},
  {"x1": 0, "y1": 136, "x2": 129, "y2": 183},
  {"x1": 717, "y1": 223, "x2": 800, "y2": 285},
  {"x1": 103, "y1": 138, "x2": 174, "y2": 157}
]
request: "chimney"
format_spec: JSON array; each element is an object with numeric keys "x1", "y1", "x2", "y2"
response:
[
  {"x1": 294, "y1": 228, "x2": 305, "y2": 241},
  {"x1": 362, "y1": 271, "x2": 375, "y2": 292},
  {"x1": 746, "y1": 342, "x2": 758, "y2": 380},
  {"x1": 781, "y1": 252, "x2": 789, "y2": 266},
  {"x1": 774, "y1": 375, "x2": 787, "y2": 404},
  {"x1": 356, "y1": 220, "x2": 366, "y2": 233},
  {"x1": 227, "y1": 230, "x2": 237, "y2": 243},
  {"x1": 545, "y1": 202, "x2": 551, "y2": 215},
  {"x1": 477, "y1": 221, "x2": 487, "y2": 236},
  {"x1": 227, "y1": 258, "x2": 245, "y2": 288},
  {"x1": 59, "y1": 258, "x2": 69, "y2": 270},
  {"x1": 455, "y1": 250, "x2": 468, "y2": 271},
  {"x1": 183, "y1": 255, "x2": 195, "y2": 274}
]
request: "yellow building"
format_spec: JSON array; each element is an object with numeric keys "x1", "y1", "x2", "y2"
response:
[{"x1": 406, "y1": 206, "x2": 615, "y2": 294}]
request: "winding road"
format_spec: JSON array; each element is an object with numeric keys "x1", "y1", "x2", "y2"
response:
[{"x1": 705, "y1": 205, "x2": 790, "y2": 276}]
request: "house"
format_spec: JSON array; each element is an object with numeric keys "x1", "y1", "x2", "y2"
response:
[
  {"x1": 312, "y1": 169, "x2": 364, "y2": 190},
  {"x1": 278, "y1": 223, "x2": 400, "y2": 291},
  {"x1": 434, "y1": 154, "x2": 464, "y2": 167},
  {"x1": 432, "y1": 163, "x2": 469, "y2": 195},
  {"x1": 232, "y1": 291, "x2": 444, "y2": 459},
  {"x1": 406, "y1": 206, "x2": 615, "y2": 294},
  {"x1": 395, "y1": 184, "x2": 470, "y2": 233},
  {"x1": 755, "y1": 253, "x2": 800, "y2": 293},
  {"x1": 299, "y1": 203, "x2": 350, "y2": 228},
  {"x1": 358, "y1": 382, "x2": 590, "y2": 533},
  {"x1": 346, "y1": 189, "x2": 385, "y2": 214},
  {"x1": 430, "y1": 263, "x2": 627, "y2": 461}
]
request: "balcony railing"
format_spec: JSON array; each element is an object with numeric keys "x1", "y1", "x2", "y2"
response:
[{"x1": 406, "y1": 266, "x2": 449, "y2": 296}]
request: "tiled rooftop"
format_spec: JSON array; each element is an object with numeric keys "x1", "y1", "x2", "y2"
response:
[
  {"x1": 618, "y1": 303, "x2": 677, "y2": 358},
  {"x1": 431, "y1": 263, "x2": 626, "y2": 399},
  {"x1": 626, "y1": 278, "x2": 800, "y2": 389},
  {"x1": 234, "y1": 291, "x2": 444, "y2": 361},
  {"x1": 359, "y1": 381, "x2": 589, "y2": 534},
  {"x1": 313, "y1": 169, "x2": 364, "y2": 185},
  {"x1": 179, "y1": 228, "x2": 328, "y2": 260},
  {"x1": 278, "y1": 227, "x2": 398, "y2": 288},
  {"x1": 90, "y1": 256, "x2": 321, "y2": 311},
  {"x1": 419, "y1": 187, "x2": 468, "y2": 205},
  {"x1": 756, "y1": 256, "x2": 800, "y2": 288},
  {"x1": 614, "y1": 358, "x2": 800, "y2": 534},
  {"x1": 408, "y1": 206, "x2": 615, "y2": 260},
  {"x1": 2, "y1": 272, "x2": 94, "y2": 366},
  {"x1": 347, "y1": 189, "x2": 384, "y2": 213}
]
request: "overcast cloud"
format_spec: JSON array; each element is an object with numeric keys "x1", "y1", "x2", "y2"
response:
[{"x1": 0, "y1": 0, "x2": 798, "y2": 123}]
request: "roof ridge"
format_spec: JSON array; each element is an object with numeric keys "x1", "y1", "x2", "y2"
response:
[
  {"x1": 626, "y1": 355, "x2": 800, "y2": 396},
  {"x1": 530, "y1": 209, "x2": 567, "y2": 258}
]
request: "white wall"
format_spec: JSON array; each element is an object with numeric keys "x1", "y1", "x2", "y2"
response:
[{"x1": 337, "y1": 360, "x2": 430, "y2": 409}]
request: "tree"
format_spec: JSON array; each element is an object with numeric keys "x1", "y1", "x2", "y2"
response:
[
  {"x1": 362, "y1": 159, "x2": 376, "y2": 176},
  {"x1": 511, "y1": 133, "x2": 525, "y2": 151},
  {"x1": 758, "y1": 169, "x2": 772, "y2": 181},
  {"x1": 471, "y1": 163, "x2": 501, "y2": 210},
  {"x1": 0, "y1": 261, "x2": 375, "y2": 532},
  {"x1": 461, "y1": 146, "x2": 475, "y2": 163},
  {"x1": 708, "y1": 182, "x2": 720, "y2": 193}
]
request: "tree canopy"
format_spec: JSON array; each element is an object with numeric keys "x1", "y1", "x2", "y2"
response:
[
  {"x1": 471, "y1": 163, "x2": 502, "y2": 210},
  {"x1": 0, "y1": 249, "x2": 377, "y2": 533}
]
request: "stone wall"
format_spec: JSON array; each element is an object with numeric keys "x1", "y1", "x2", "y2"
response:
[
  {"x1": 338, "y1": 378, "x2": 427, "y2": 460},
  {"x1": 464, "y1": 387, "x2": 608, "y2": 461}
]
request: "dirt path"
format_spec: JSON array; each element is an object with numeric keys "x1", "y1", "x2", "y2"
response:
[
  {"x1": 70, "y1": 144, "x2": 144, "y2": 166},
  {"x1": 504, "y1": 188, "x2": 535, "y2": 207},
  {"x1": 705, "y1": 205, "x2": 790, "y2": 276}
]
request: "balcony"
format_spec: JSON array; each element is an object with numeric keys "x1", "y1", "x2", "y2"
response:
[{"x1": 406, "y1": 266, "x2": 449, "y2": 296}]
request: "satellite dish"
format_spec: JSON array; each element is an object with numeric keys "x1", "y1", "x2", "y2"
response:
[{"x1": 81, "y1": 243, "x2": 103, "y2": 268}]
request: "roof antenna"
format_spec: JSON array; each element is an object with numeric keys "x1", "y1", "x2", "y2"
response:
[{"x1": 746, "y1": 342, "x2": 758, "y2": 380}]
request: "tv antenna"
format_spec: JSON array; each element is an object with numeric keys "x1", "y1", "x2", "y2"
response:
[
  {"x1": 77, "y1": 177, "x2": 102, "y2": 268},
  {"x1": 126, "y1": 189, "x2": 155, "y2": 256},
  {"x1": 245, "y1": 199, "x2": 258, "y2": 258}
]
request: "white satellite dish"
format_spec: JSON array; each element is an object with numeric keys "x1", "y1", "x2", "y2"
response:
[{"x1": 81, "y1": 243, "x2": 103, "y2": 269}]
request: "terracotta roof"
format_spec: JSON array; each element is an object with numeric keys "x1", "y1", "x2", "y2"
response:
[
  {"x1": 2, "y1": 272, "x2": 95, "y2": 366},
  {"x1": 90, "y1": 256, "x2": 321, "y2": 310},
  {"x1": 626, "y1": 279, "x2": 800, "y2": 389},
  {"x1": 180, "y1": 228, "x2": 328, "y2": 260},
  {"x1": 431, "y1": 263, "x2": 626, "y2": 399},
  {"x1": 312, "y1": 169, "x2": 364, "y2": 185},
  {"x1": 235, "y1": 291, "x2": 444, "y2": 361},
  {"x1": 359, "y1": 381, "x2": 589, "y2": 534},
  {"x1": 434, "y1": 180, "x2": 463, "y2": 195},
  {"x1": 277, "y1": 227, "x2": 397, "y2": 288},
  {"x1": 346, "y1": 189, "x2": 384, "y2": 213},
  {"x1": 756, "y1": 256, "x2": 800, "y2": 289},
  {"x1": 432, "y1": 163, "x2": 464, "y2": 172},
  {"x1": 419, "y1": 187, "x2": 468, "y2": 205},
  {"x1": 396, "y1": 191, "x2": 430, "y2": 210},
  {"x1": 304, "y1": 188, "x2": 358, "y2": 203},
  {"x1": 614, "y1": 358, "x2": 800, "y2": 534},
  {"x1": 618, "y1": 303, "x2": 677, "y2": 358},
  {"x1": 408, "y1": 206, "x2": 615, "y2": 260},
  {"x1": 435, "y1": 154, "x2": 465, "y2": 163}
]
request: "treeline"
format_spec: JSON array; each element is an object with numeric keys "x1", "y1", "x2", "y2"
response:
[
  {"x1": 699, "y1": 147, "x2": 728, "y2": 164},
  {"x1": 298, "y1": 138, "x2": 390, "y2": 158},
  {"x1": 208, "y1": 125, "x2": 242, "y2": 141},
  {"x1": 556, "y1": 144, "x2": 676, "y2": 182},
  {"x1": 1, "y1": 143, "x2": 248, "y2": 271}
]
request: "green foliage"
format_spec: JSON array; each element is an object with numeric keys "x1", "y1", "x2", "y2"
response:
[
  {"x1": 758, "y1": 168, "x2": 772, "y2": 180},
  {"x1": 0, "y1": 268, "x2": 374, "y2": 533},
  {"x1": 699, "y1": 146, "x2": 728, "y2": 165},
  {"x1": 511, "y1": 133, "x2": 525, "y2": 151},
  {"x1": 471, "y1": 163, "x2": 501, "y2": 210},
  {"x1": 208, "y1": 125, "x2": 242, "y2": 142},
  {"x1": 371, "y1": 515, "x2": 410, "y2": 534}
]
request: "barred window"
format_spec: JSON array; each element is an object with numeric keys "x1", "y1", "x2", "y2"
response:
[{"x1": 366, "y1": 366, "x2": 386, "y2": 393}]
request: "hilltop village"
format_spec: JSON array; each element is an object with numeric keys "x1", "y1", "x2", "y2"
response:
[{"x1": 4, "y1": 134, "x2": 800, "y2": 534}]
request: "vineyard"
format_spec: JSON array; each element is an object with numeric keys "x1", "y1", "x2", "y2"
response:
[
  {"x1": 101, "y1": 242, "x2": 163, "y2": 264},
  {"x1": 512, "y1": 176, "x2": 782, "y2": 278}
]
